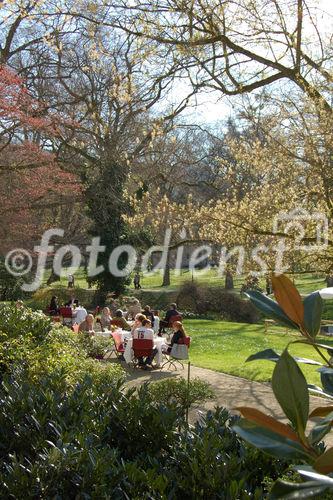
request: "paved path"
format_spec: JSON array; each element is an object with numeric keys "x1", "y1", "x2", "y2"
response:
[{"x1": 122, "y1": 362, "x2": 333, "y2": 444}]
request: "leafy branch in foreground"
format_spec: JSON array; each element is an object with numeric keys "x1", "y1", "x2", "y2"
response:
[{"x1": 232, "y1": 274, "x2": 333, "y2": 498}]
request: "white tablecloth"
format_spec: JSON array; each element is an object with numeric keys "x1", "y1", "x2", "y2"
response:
[
  {"x1": 95, "y1": 329, "x2": 131, "y2": 342},
  {"x1": 124, "y1": 337, "x2": 167, "y2": 366}
]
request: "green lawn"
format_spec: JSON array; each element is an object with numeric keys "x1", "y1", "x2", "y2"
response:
[
  {"x1": 137, "y1": 269, "x2": 327, "y2": 294},
  {"x1": 41, "y1": 267, "x2": 95, "y2": 289},
  {"x1": 45, "y1": 266, "x2": 327, "y2": 295},
  {"x1": 184, "y1": 318, "x2": 333, "y2": 386}
]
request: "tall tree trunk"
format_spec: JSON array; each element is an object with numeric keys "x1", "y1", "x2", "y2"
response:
[
  {"x1": 162, "y1": 253, "x2": 171, "y2": 287},
  {"x1": 85, "y1": 161, "x2": 130, "y2": 300},
  {"x1": 47, "y1": 269, "x2": 61, "y2": 285},
  {"x1": 225, "y1": 271, "x2": 234, "y2": 290}
]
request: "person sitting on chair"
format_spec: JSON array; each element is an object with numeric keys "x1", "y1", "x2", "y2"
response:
[
  {"x1": 114, "y1": 309, "x2": 131, "y2": 330},
  {"x1": 78, "y1": 313, "x2": 95, "y2": 334},
  {"x1": 49, "y1": 296, "x2": 60, "y2": 316},
  {"x1": 99, "y1": 307, "x2": 112, "y2": 331},
  {"x1": 126, "y1": 298, "x2": 142, "y2": 320},
  {"x1": 163, "y1": 321, "x2": 186, "y2": 354},
  {"x1": 131, "y1": 313, "x2": 147, "y2": 335},
  {"x1": 158, "y1": 303, "x2": 180, "y2": 334},
  {"x1": 153, "y1": 310, "x2": 160, "y2": 336},
  {"x1": 142, "y1": 305, "x2": 154, "y2": 326},
  {"x1": 133, "y1": 318, "x2": 157, "y2": 368},
  {"x1": 72, "y1": 301, "x2": 88, "y2": 324}
]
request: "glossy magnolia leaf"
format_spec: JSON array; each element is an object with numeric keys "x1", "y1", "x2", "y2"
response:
[
  {"x1": 272, "y1": 349, "x2": 309, "y2": 434},
  {"x1": 318, "y1": 288, "x2": 333, "y2": 300},
  {"x1": 232, "y1": 420, "x2": 311, "y2": 460},
  {"x1": 271, "y1": 466, "x2": 333, "y2": 499},
  {"x1": 296, "y1": 466, "x2": 333, "y2": 485},
  {"x1": 303, "y1": 292, "x2": 323, "y2": 338},
  {"x1": 318, "y1": 367, "x2": 333, "y2": 396},
  {"x1": 272, "y1": 274, "x2": 305, "y2": 329},
  {"x1": 270, "y1": 479, "x2": 328, "y2": 499},
  {"x1": 234, "y1": 407, "x2": 300, "y2": 442},
  {"x1": 308, "y1": 384, "x2": 333, "y2": 400},
  {"x1": 309, "y1": 419, "x2": 333, "y2": 446},
  {"x1": 293, "y1": 356, "x2": 322, "y2": 366},
  {"x1": 314, "y1": 447, "x2": 333, "y2": 474},
  {"x1": 246, "y1": 348, "x2": 280, "y2": 363},
  {"x1": 246, "y1": 349, "x2": 321, "y2": 366},
  {"x1": 310, "y1": 406, "x2": 333, "y2": 418},
  {"x1": 309, "y1": 342, "x2": 333, "y2": 351},
  {"x1": 245, "y1": 290, "x2": 299, "y2": 330}
]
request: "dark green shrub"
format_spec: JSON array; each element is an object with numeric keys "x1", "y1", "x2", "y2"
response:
[
  {"x1": 177, "y1": 280, "x2": 208, "y2": 312},
  {"x1": 0, "y1": 303, "x2": 52, "y2": 341},
  {"x1": 0, "y1": 257, "x2": 27, "y2": 301},
  {"x1": 0, "y1": 304, "x2": 123, "y2": 387},
  {"x1": 27, "y1": 285, "x2": 95, "y2": 311},
  {"x1": 165, "y1": 408, "x2": 289, "y2": 499},
  {"x1": 77, "y1": 331, "x2": 112, "y2": 359},
  {"x1": 0, "y1": 371, "x2": 290, "y2": 499},
  {"x1": 131, "y1": 289, "x2": 178, "y2": 310},
  {"x1": 209, "y1": 289, "x2": 260, "y2": 323},
  {"x1": 177, "y1": 282, "x2": 260, "y2": 323},
  {"x1": 148, "y1": 377, "x2": 214, "y2": 417}
]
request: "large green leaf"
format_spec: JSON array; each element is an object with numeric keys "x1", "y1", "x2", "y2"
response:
[
  {"x1": 245, "y1": 290, "x2": 299, "y2": 330},
  {"x1": 308, "y1": 384, "x2": 333, "y2": 400},
  {"x1": 318, "y1": 367, "x2": 333, "y2": 396},
  {"x1": 232, "y1": 419, "x2": 311, "y2": 460},
  {"x1": 314, "y1": 446, "x2": 333, "y2": 474},
  {"x1": 246, "y1": 348, "x2": 321, "y2": 366},
  {"x1": 296, "y1": 466, "x2": 333, "y2": 484},
  {"x1": 272, "y1": 274, "x2": 305, "y2": 329},
  {"x1": 293, "y1": 356, "x2": 322, "y2": 366},
  {"x1": 270, "y1": 466, "x2": 333, "y2": 499},
  {"x1": 270, "y1": 479, "x2": 328, "y2": 499},
  {"x1": 272, "y1": 349, "x2": 309, "y2": 434},
  {"x1": 303, "y1": 292, "x2": 323, "y2": 338},
  {"x1": 309, "y1": 414, "x2": 333, "y2": 445}
]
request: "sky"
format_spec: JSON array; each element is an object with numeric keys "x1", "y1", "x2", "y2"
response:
[{"x1": 176, "y1": 0, "x2": 333, "y2": 125}]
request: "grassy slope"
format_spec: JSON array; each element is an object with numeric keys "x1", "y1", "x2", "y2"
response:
[
  {"x1": 44, "y1": 267, "x2": 327, "y2": 295},
  {"x1": 184, "y1": 319, "x2": 333, "y2": 386}
]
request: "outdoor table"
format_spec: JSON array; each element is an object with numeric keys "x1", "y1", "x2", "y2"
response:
[
  {"x1": 95, "y1": 330, "x2": 112, "y2": 338},
  {"x1": 124, "y1": 336, "x2": 167, "y2": 366},
  {"x1": 95, "y1": 329, "x2": 131, "y2": 343}
]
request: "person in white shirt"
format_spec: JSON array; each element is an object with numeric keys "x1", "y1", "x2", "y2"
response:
[
  {"x1": 153, "y1": 310, "x2": 160, "y2": 336},
  {"x1": 131, "y1": 313, "x2": 147, "y2": 336},
  {"x1": 133, "y1": 319, "x2": 157, "y2": 368},
  {"x1": 73, "y1": 302, "x2": 88, "y2": 324}
]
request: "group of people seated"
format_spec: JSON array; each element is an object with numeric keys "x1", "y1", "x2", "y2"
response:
[
  {"x1": 47, "y1": 295, "x2": 186, "y2": 369},
  {"x1": 130, "y1": 313, "x2": 187, "y2": 370}
]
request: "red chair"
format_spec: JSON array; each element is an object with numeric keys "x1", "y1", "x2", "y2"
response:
[
  {"x1": 59, "y1": 307, "x2": 73, "y2": 327},
  {"x1": 60, "y1": 307, "x2": 73, "y2": 317},
  {"x1": 164, "y1": 314, "x2": 183, "y2": 340},
  {"x1": 168, "y1": 314, "x2": 183, "y2": 326},
  {"x1": 132, "y1": 338, "x2": 154, "y2": 368},
  {"x1": 162, "y1": 336, "x2": 191, "y2": 370},
  {"x1": 111, "y1": 331, "x2": 125, "y2": 359}
]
